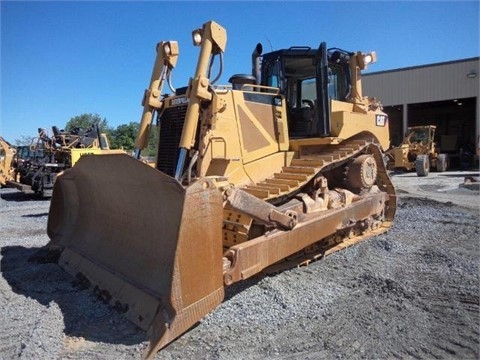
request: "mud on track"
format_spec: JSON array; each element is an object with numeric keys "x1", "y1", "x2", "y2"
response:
[{"x1": 0, "y1": 187, "x2": 478, "y2": 359}]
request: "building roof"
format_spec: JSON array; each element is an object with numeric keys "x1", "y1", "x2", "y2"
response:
[{"x1": 364, "y1": 57, "x2": 479, "y2": 77}]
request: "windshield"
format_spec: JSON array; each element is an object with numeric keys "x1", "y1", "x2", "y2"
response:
[{"x1": 263, "y1": 55, "x2": 349, "y2": 107}]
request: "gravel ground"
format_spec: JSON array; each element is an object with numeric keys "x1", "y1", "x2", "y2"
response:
[{"x1": 0, "y1": 171, "x2": 479, "y2": 360}]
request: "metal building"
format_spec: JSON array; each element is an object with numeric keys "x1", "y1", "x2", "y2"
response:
[{"x1": 363, "y1": 57, "x2": 479, "y2": 164}]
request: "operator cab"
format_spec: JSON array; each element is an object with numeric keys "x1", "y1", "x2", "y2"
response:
[{"x1": 260, "y1": 44, "x2": 352, "y2": 138}]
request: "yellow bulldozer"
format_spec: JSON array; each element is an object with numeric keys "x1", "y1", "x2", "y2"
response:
[
  {"x1": 45, "y1": 21, "x2": 396, "y2": 358},
  {"x1": 385, "y1": 125, "x2": 448, "y2": 176},
  {"x1": 0, "y1": 136, "x2": 16, "y2": 187},
  {"x1": 7, "y1": 124, "x2": 122, "y2": 197}
]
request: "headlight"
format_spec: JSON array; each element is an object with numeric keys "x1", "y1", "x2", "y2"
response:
[
  {"x1": 163, "y1": 42, "x2": 171, "y2": 55},
  {"x1": 192, "y1": 29, "x2": 202, "y2": 46},
  {"x1": 363, "y1": 51, "x2": 377, "y2": 65},
  {"x1": 357, "y1": 51, "x2": 377, "y2": 70}
]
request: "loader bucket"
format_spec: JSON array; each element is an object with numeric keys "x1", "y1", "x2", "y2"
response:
[{"x1": 46, "y1": 154, "x2": 225, "y2": 358}]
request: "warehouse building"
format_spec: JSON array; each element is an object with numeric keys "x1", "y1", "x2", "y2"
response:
[{"x1": 363, "y1": 57, "x2": 479, "y2": 166}]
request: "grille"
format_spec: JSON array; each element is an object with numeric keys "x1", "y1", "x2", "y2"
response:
[{"x1": 156, "y1": 104, "x2": 188, "y2": 177}]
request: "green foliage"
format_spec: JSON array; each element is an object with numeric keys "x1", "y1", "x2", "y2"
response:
[
  {"x1": 108, "y1": 121, "x2": 158, "y2": 156},
  {"x1": 144, "y1": 124, "x2": 159, "y2": 157},
  {"x1": 109, "y1": 122, "x2": 139, "y2": 151},
  {"x1": 65, "y1": 113, "x2": 109, "y2": 133}
]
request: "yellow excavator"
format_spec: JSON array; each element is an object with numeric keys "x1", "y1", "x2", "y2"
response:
[
  {"x1": 0, "y1": 136, "x2": 16, "y2": 187},
  {"x1": 45, "y1": 21, "x2": 396, "y2": 358}
]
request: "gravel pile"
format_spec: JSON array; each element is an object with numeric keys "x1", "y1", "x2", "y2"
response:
[{"x1": 0, "y1": 187, "x2": 478, "y2": 359}]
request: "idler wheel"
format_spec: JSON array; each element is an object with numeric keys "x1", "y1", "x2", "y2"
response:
[{"x1": 347, "y1": 154, "x2": 377, "y2": 189}]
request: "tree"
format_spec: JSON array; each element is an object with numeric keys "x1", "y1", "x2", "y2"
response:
[
  {"x1": 144, "y1": 124, "x2": 159, "y2": 157},
  {"x1": 109, "y1": 122, "x2": 139, "y2": 151},
  {"x1": 65, "y1": 113, "x2": 109, "y2": 133},
  {"x1": 60, "y1": 114, "x2": 158, "y2": 155},
  {"x1": 108, "y1": 121, "x2": 158, "y2": 156}
]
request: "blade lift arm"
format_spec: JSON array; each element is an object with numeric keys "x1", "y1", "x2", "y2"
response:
[
  {"x1": 133, "y1": 41, "x2": 179, "y2": 159},
  {"x1": 348, "y1": 51, "x2": 377, "y2": 108},
  {"x1": 174, "y1": 21, "x2": 227, "y2": 181}
]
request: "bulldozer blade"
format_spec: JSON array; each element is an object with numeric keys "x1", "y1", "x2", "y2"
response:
[{"x1": 46, "y1": 154, "x2": 225, "y2": 358}]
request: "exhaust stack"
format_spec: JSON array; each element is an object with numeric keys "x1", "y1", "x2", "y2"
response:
[{"x1": 252, "y1": 43, "x2": 263, "y2": 85}]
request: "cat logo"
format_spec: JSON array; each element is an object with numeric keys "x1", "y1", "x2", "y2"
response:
[
  {"x1": 375, "y1": 114, "x2": 387, "y2": 127},
  {"x1": 171, "y1": 96, "x2": 188, "y2": 106}
]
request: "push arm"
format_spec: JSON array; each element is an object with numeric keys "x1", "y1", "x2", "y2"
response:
[{"x1": 134, "y1": 41, "x2": 179, "y2": 158}]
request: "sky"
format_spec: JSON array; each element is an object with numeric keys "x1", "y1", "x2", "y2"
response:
[{"x1": 1, "y1": 1, "x2": 479, "y2": 143}]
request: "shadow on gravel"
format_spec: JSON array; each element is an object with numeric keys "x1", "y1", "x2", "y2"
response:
[
  {"x1": 1, "y1": 244, "x2": 266, "y2": 346},
  {"x1": 390, "y1": 171, "x2": 479, "y2": 179},
  {"x1": 389, "y1": 173, "x2": 418, "y2": 178},
  {"x1": 0, "y1": 190, "x2": 50, "y2": 202},
  {"x1": 1, "y1": 245, "x2": 145, "y2": 346},
  {"x1": 22, "y1": 213, "x2": 49, "y2": 218},
  {"x1": 224, "y1": 275, "x2": 262, "y2": 302},
  {"x1": 440, "y1": 172, "x2": 479, "y2": 178}
]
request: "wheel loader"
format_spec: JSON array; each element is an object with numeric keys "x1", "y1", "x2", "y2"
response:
[
  {"x1": 385, "y1": 125, "x2": 448, "y2": 176},
  {"x1": 7, "y1": 124, "x2": 122, "y2": 197},
  {"x1": 45, "y1": 21, "x2": 396, "y2": 358},
  {"x1": 0, "y1": 136, "x2": 16, "y2": 187}
]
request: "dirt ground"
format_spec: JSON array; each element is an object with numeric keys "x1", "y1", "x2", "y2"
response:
[{"x1": 0, "y1": 170, "x2": 478, "y2": 359}]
